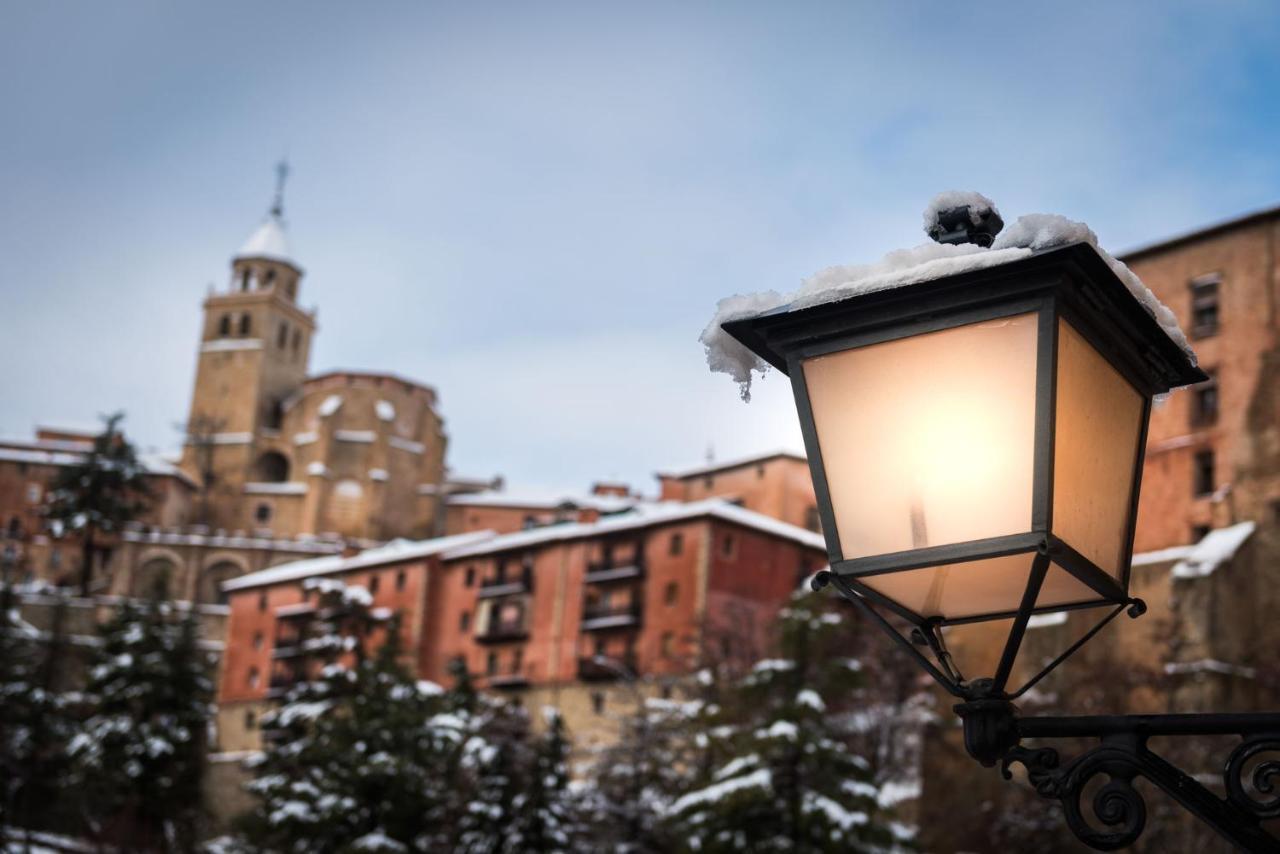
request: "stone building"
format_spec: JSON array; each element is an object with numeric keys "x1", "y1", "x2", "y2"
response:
[
  {"x1": 180, "y1": 195, "x2": 448, "y2": 542},
  {"x1": 656, "y1": 449, "x2": 820, "y2": 532},
  {"x1": 213, "y1": 498, "x2": 828, "y2": 753}
]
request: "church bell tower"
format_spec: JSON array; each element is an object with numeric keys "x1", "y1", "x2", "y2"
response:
[{"x1": 181, "y1": 164, "x2": 317, "y2": 529}]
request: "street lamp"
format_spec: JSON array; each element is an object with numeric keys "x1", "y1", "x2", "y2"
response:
[{"x1": 719, "y1": 202, "x2": 1280, "y2": 851}]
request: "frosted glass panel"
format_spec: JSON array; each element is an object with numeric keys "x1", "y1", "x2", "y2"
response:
[
  {"x1": 1052, "y1": 320, "x2": 1145, "y2": 578},
  {"x1": 803, "y1": 313, "x2": 1039, "y2": 559},
  {"x1": 860, "y1": 556, "x2": 1099, "y2": 620}
]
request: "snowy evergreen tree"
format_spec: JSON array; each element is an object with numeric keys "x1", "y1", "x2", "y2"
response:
[
  {"x1": 513, "y1": 708, "x2": 575, "y2": 852},
  {"x1": 0, "y1": 587, "x2": 77, "y2": 836},
  {"x1": 666, "y1": 590, "x2": 902, "y2": 853},
  {"x1": 68, "y1": 583, "x2": 214, "y2": 851},
  {"x1": 44, "y1": 412, "x2": 152, "y2": 594},
  {"x1": 238, "y1": 579, "x2": 476, "y2": 852}
]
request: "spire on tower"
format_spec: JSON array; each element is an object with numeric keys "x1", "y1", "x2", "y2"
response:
[{"x1": 271, "y1": 159, "x2": 289, "y2": 218}]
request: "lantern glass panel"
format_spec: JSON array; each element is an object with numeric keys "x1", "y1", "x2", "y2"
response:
[
  {"x1": 860, "y1": 554, "x2": 1099, "y2": 620},
  {"x1": 802, "y1": 312, "x2": 1039, "y2": 560},
  {"x1": 1052, "y1": 319, "x2": 1145, "y2": 578}
]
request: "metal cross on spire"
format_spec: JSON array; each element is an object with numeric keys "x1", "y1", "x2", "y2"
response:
[{"x1": 270, "y1": 159, "x2": 289, "y2": 218}]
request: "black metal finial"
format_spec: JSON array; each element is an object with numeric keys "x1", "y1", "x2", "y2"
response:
[
  {"x1": 271, "y1": 159, "x2": 289, "y2": 218},
  {"x1": 926, "y1": 198, "x2": 1004, "y2": 248}
]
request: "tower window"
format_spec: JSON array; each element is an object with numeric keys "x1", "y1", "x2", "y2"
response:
[
  {"x1": 465, "y1": 566, "x2": 476, "y2": 587},
  {"x1": 218, "y1": 314, "x2": 231, "y2": 337},
  {"x1": 460, "y1": 610, "x2": 470, "y2": 632},
  {"x1": 1191, "y1": 371, "x2": 1219, "y2": 428},
  {"x1": 721, "y1": 533, "x2": 736, "y2": 558},
  {"x1": 265, "y1": 269, "x2": 276, "y2": 287},
  {"x1": 292, "y1": 329, "x2": 301, "y2": 354},
  {"x1": 254, "y1": 503, "x2": 272, "y2": 524},
  {"x1": 240, "y1": 270, "x2": 251, "y2": 291},
  {"x1": 239, "y1": 314, "x2": 252, "y2": 336},
  {"x1": 664, "y1": 581, "x2": 679, "y2": 606},
  {"x1": 252, "y1": 452, "x2": 289, "y2": 483},
  {"x1": 396, "y1": 570, "x2": 406, "y2": 591},
  {"x1": 1190, "y1": 276, "x2": 1220, "y2": 338},
  {"x1": 277, "y1": 323, "x2": 288, "y2": 349},
  {"x1": 1193, "y1": 449, "x2": 1215, "y2": 497},
  {"x1": 258, "y1": 592, "x2": 268, "y2": 612},
  {"x1": 669, "y1": 533, "x2": 684, "y2": 556}
]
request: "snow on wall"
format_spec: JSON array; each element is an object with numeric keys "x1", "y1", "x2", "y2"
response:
[{"x1": 702, "y1": 200, "x2": 1195, "y2": 400}]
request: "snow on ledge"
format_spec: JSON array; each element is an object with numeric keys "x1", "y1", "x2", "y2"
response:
[
  {"x1": 1171, "y1": 521, "x2": 1255, "y2": 579},
  {"x1": 1164, "y1": 659, "x2": 1257, "y2": 679},
  {"x1": 702, "y1": 200, "x2": 1195, "y2": 400},
  {"x1": 1026, "y1": 611, "x2": 1068, "y2": 630}
]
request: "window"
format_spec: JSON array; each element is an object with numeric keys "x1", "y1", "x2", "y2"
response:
[
  {"x1": 255, "y1": 503, "x2": 272, "y2": 524},
  {"x1": 1191, "y1": 524, "x2": 1211, "y2": 543},
  {"x1": 522, "y1": 514, "x2": 539, "y2": 530},
  {"x1": 591, "y1": 691, "x2": 605, "y2": 715},
  {"x1": 245, "y1": 709, "x2": 256, "y2": 730},
  {"x1": 252, "y1": 631, "x2": 264, "y2": 651},
  {"x1": 703, "y1": 475, "x2": 714, "y2": 489},
  {"x1": 459, "y1": 611, "x2": 470, "y2": 632},
  {"x1": 258, "y1": 592, "x2": 268, "y2": 612},
  {"x1": 396, "y1": 570, "x2": 406, "y2": 591},
  {"x1": 664, "y1": 581, "x2": 678, "y2": 606},
  {"x1": 465, "y1": 566, "x2": 476, "y2": 587},
  {"x1": 239, "y1": 313, "x2": 252, "y2": 336},
  {"x1": 661, "y1": 683, "x2": 673, "y2": 699},
  {"x1": 486, "y1": 652, "x2": 498, "y2": 676},
  {"x1": 240, "y1": 270, "x2": 251, "y2": 291},
  {"x1": 292, "y1": 329, "x2": 301, "y2": 355},
  {"x1": 1190, "y1": 276, "x2": 1220, "y2": 338},
  {"x1": 218, "y1": 314, "x2": 231, "y2": 336},
  {"x1": 660, "y1": 631, "x2": 674, "y2": 657},
  {"x1": 248, "y1": 667, "x2": 260, "y2": 689},
  {"x1": 1191, "y1": 371, "x2": 1219, "y2": 428},
  {"x1": 756, "y1": 464, "x2": 766, "y2": 479},
  {"x1": 804, "y1": 506, "x2": 821, "y2": 533},
  {"x1": 277, "y1": 322, "x2": 288, "y2": 349},
  {"x1": 6, "y1": 516, "x2": 20, "y2": 538},
  {"x1": 369, "y1": 573, "x2": 380, "y2": 594},
  {"x1": 265, "y1": 269, "x2": 276, "y2": 286},
  {"x1": 512, "y1": 647, "x2": 523, "y2": 673},
  {"x1": 1193, "y1": 449, "x2": 1215, "y2": 497},
  {"x1": 721, "y1": 533, "x2": 735, "y2": 558},
  {"x1": 25, "y1": 484, "x2": 40, "y2": 503},
  {"x1": 669, "y1": 533, "x2": 684, "y2": 556}
]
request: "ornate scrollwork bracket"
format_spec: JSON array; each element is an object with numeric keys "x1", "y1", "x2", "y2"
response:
[{"x1": 968, "y1": 707, "x2": 1280, "y2": 853}]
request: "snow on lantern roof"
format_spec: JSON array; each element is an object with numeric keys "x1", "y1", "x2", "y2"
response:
[
  {"x1": 235, "y1": 214, "x2": 299, "y2": 269},
  {"x1": 702, "y1": 199, "x2": 1196, "y2": 401}
]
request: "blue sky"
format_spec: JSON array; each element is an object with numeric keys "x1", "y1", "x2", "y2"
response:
[{"x1": 2, "y1": 2, "x2": 1279, "y2": 494}]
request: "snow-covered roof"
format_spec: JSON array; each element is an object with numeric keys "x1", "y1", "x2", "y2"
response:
[
  {"x1": 1171, "y1": 521, "x2": 1256, "y2": 579},
  {"x1": 221, "y1": 499, "x2": 826, "y2": 594},
  {"x1": 221, "y1": 530, "x2": 495, "y2": 592},
  {"x1": 657, "y1": 448, "x2": 807, "y2": 480},
  {"x1": 704, "y1": 202, "x2": 1198, "y2": 401},
  {"x1": 443, "y1": 498, "x2": 827, "y2": 560},
  {"x1": 446, "y1": 488, "x2": 638, "y2": 513},
  {"x1": 0, "y1": 443, "x2": 196, "y2": 488},
  {"x1": 234, "y1": 214, "x2": 299, "y2": 269}
]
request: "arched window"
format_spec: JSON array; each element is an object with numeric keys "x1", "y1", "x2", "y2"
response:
[
  {"x1": 132, "y1": 557, "x2": 176, "y2": 598},
  {"x1": 217, "y1": 314, "x2": 231, "y2": 337},
  {"x1": 240, "y1": 270, "x2": 251, "y2": 291},
  {"x1": 265, "y1": 269, "x2": 276, "y2": 286},
  {"x1": 252, "y1": 452, "x2": 289, "y2": 483},
  {"x1": 238, "y1": 313, "x2": 252, "y2": 336},
  {"x1": 200, "y1": 561, "x2": 242, "y2": 605}
]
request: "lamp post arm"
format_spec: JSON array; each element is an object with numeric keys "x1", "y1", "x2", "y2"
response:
[{"x1": 959, "y1": 704, "x2": 1280, "y2": 851}]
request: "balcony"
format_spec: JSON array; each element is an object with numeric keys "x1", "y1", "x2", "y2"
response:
[
  {"x1": 478, "y1": 566, "x2": 533, "y2": 599},
  {"x1": 581, "y1": 602, "x2": 643, "y2": 631},
  {"x1": 487, "y1": 672, "x2": 531, "y2": 690},
  {"x1": 584, "y1": 561, "x2": 645, "y2": 584},
  {"x1": 476, "y1": 620, "x2": 529, "y2": 643},
  {"x1": 577, "y1": 653, "x2": 638, "y2": 681}
]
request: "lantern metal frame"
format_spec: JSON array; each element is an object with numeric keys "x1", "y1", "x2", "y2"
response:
[{"x1": 721, "y1": 242, "x2": 1280, "y2": 851}]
